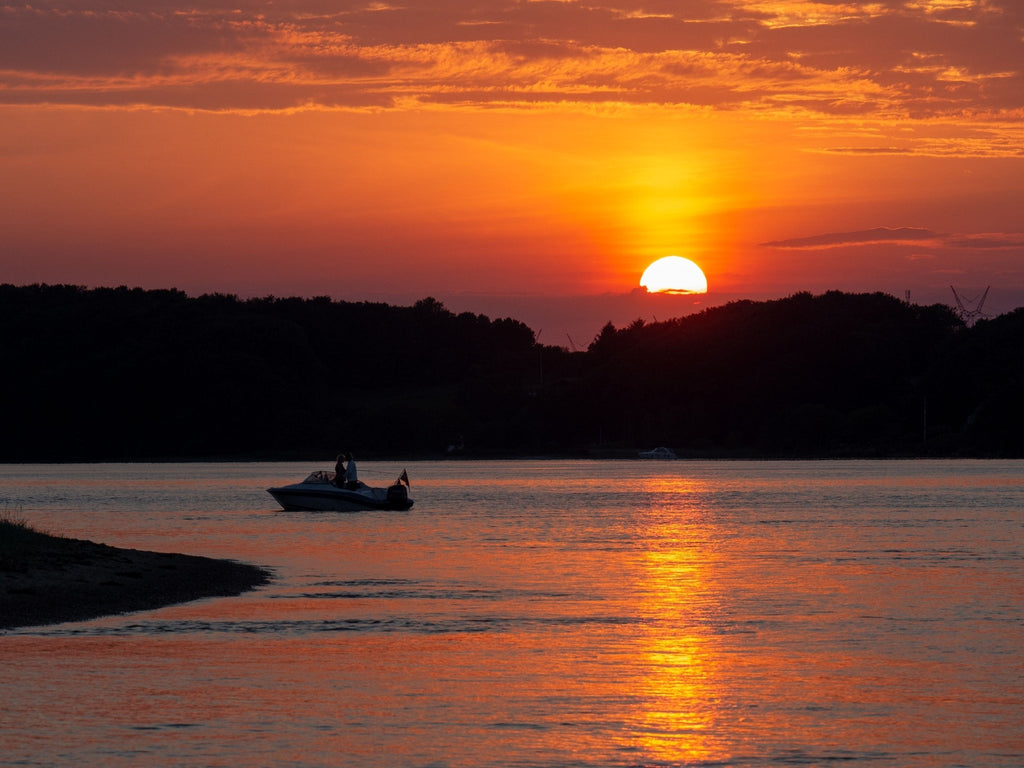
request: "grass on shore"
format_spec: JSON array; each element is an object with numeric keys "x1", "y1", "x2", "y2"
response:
[
  {"x1": 1, "y1": 506, "x2": 51, "y2": 535},
  {"x1": 0, "y1": 508, "x2": 58, "y2": 572}
]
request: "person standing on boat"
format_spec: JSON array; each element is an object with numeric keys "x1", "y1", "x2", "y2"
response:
[
  {"x1": 344, "y1": 454, "x2": 359, "y2": 489},
  {"x1": 334, "y1": 453, "x2": 347, "y2": 487}
]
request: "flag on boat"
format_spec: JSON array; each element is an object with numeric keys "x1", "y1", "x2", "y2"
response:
[{"x1": 398, "y1": 469, "x2": 410, "y2": 489}]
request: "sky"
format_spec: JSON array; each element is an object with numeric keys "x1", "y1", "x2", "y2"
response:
[{"x1": 2, "y1": 0, "x2": 1022, "y2": 343}]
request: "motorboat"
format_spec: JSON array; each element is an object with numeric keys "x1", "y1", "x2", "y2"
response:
[
  {"x1": 638, "y1": 446, "x2": 678, "y2": 459},
  {"x1": 268, "y1": 470, "x2": 414, "y2": 512}
]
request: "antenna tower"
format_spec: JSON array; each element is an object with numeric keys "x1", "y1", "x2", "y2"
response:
[{"x1": 950, "y1": 285, "x2": 990, "y2": 326}]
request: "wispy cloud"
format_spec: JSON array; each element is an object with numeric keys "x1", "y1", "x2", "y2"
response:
[
  {"x1": 762, "y1": 227, "x2": 1024, "y2": 251},
  {"x1": 762, "y1": 227, "x2": 942, "y2": 249}
]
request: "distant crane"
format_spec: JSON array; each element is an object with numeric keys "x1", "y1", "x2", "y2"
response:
[{"x1": 950, "y1": 285, "x2": 990, "y2": 326}]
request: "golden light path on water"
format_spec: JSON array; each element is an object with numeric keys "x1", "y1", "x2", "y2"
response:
[{"x1": 627, "y1": 475, "x2": 718, "y2": 763}]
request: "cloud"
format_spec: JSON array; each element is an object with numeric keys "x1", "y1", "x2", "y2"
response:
[
  {"x1": 762, "y1": 227, "x2": 942, "y2": 249},
  {"x1": 0, "y1": 0, "x2": 1021, "y2": 164},
  {"x1": 762, "y1": 228, "x2": 1024, "y2": 252},
  {"x1": 947, "y1": 233, "x2": 1024, "y2": 250}
]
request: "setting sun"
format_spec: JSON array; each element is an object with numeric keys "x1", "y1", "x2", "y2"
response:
[{"x1": 640, "y1": 256, "x2": 708, "y2": 294}]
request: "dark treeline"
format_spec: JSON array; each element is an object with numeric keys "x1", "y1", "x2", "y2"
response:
[{"x1": 2, "y1": 284, "x2": 1022, "y2": 460}]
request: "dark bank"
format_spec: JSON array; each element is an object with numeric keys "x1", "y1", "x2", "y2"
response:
[{"x1": 2, "y1": 283, "x2": 1022, "y2": 461}]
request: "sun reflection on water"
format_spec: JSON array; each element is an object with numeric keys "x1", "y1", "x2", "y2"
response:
[{"x1": 621, "y1": 476, "x2": 723, "y2": 764}]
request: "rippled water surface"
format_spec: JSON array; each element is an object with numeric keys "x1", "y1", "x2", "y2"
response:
[{"x1": 2, "y1": 460, "x2": 1022, "y2": 767}]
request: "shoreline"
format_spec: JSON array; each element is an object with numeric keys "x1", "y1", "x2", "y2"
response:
[{"x1": 1, "y1": 524, "x2": 271, "y2": 630}]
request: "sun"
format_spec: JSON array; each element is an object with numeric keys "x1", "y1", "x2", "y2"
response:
[{"x1": 640, "y1": 256, "x2": 708, "y2": 294}]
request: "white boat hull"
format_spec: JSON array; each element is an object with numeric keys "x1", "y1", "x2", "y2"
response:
[{"x1": 268, "y1": 471, "x2": 414, "y2": 512}]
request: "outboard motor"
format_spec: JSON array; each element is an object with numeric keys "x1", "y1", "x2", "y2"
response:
[{"x1": 386, "y1": 483, "x2": 408, "y2": 508}]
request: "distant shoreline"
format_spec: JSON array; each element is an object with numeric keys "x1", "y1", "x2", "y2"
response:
[{"x1": 1, "y1": 522, "x2": 271, "y2": 631}]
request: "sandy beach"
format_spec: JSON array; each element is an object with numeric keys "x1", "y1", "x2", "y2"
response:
[{"x1": 1, "y1": 522, "x2": 271, "y2": 630}]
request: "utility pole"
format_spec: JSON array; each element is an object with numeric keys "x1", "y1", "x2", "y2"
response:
[{"x1": 950, "y1": 285, "x2": 990, "y2": 326}]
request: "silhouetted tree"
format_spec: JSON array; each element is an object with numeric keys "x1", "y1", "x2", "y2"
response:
[{"x1": 1, "y1": 284, "x2": 1020, "y2": 460}]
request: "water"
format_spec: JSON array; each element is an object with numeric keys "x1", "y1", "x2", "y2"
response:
[{"x1": 2, "y1": 460, "x2": 1022, "y2": 767}]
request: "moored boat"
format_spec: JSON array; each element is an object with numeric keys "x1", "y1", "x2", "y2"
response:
[
  {"x1": 268, "y1": 470, "x2": 413, "y2": 512},
  {"x1": 638, "y1": 446, "x2": 678, "y2": 459}
]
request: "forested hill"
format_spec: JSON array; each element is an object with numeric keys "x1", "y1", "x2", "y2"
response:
[{"x1": 2, "y1": 284, "x2": 1022, "y2": 460}]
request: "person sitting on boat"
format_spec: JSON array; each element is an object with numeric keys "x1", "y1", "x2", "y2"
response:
[{"x1": 344, "y1": 454, "x2": 359, "y2": 489}]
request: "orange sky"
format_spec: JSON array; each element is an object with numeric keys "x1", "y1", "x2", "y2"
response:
[{"x1": 2, "y1": 0, "x2": 1022, "y2": 340}]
